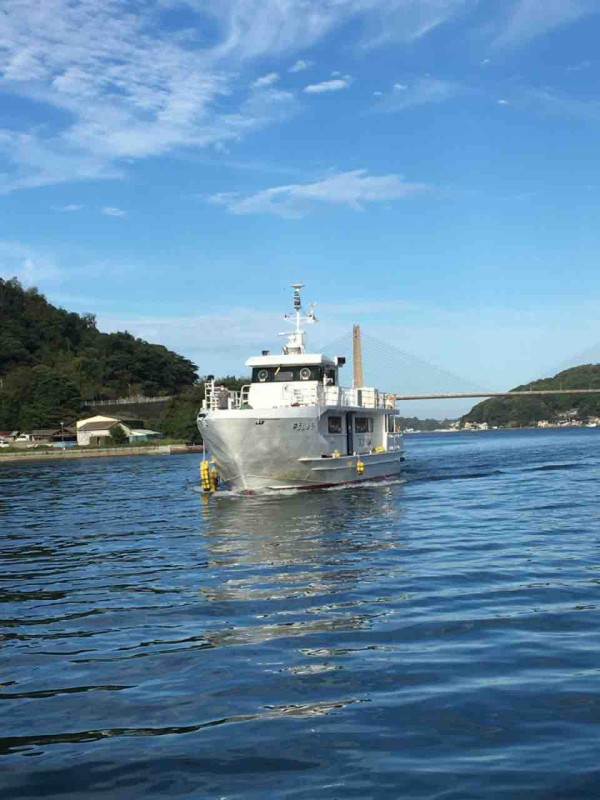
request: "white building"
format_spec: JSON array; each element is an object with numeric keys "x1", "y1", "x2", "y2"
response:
[{"x1": 76, "y1": 415, "x2": 163, "y2": 446}]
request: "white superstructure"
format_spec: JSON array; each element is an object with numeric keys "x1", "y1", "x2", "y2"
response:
[{"x1": 197, "y1": 284, "x2": 404, "y2": 492}]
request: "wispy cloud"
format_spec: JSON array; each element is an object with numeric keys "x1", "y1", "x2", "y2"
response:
[
  {"x1": 0, "y1": 240, "x2": 137, "y2": 290},
  {"x1": 375, "y1": 77, "x2": 462, "y2": 111},
  {"x1": 1, "y1": 0, "x2": 594, "y2": 195},
  {"x1": 51, "y1": 203, "x2": 83, "y2": 212},
  {"x1": 0, "y1": 241, "x2": 63, "y2": 285},
  {"x1": 289, "y1": 59, "x2": 312, "y2": 73},
  {"x1": 304, "y1": 78, "x2": 350, "y2": 94},
  {"x1": 509, "y1": 87, "x2": 600, "y2": 120},
  {"x1": 358, "y1": 0, "x2": 470, "y2": 49},
  {"x1": 252, "y1": 72, "x2": 279, "y2": 88},
  {"x1": 494, "y1": 0, "x2": 599, "y2": 47},
  {"x1": 101, "y1": 206, "x2": 127, "y2": 217},
  {"x1": 0, "y1": 0, "x2": 306, "y2": 194},
  {"x1": 208, "y1": 169, "x2": 428, "y2": 218}
]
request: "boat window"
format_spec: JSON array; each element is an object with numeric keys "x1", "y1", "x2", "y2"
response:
[
  {"x1": 273, "y1": 369, "x2": 295, "y2": 382},
  {"x1": 328, "y1": 416, "x2": 342, "y2": 434},
  {"x1": 355, "y1": 417, "x2": 373, "y2": 433},
  {"x1": 325, "y1": 368, "x2": 337, "y2": 386},
  {"x1": 251, "y1": 366, "x2": 324, "y2": 383}
]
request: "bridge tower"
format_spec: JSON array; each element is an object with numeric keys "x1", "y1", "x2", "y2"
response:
[{"x1": 353, "y1": 324, "x2": 364, "y2": 388}]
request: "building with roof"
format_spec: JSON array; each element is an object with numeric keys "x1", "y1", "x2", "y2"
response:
[{"x1": 76, "y1": 415, "x2": 163, "y2": 446}]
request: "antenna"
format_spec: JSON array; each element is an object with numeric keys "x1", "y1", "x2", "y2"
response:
[
  {"x1": 280, "y1": 283, "x2": 317, "y2": 355},
  {"x1": 291, "y1": 283, "x2": 304, "y2": 311}
]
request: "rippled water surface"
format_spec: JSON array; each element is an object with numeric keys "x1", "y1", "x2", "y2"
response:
[{"x1": 1, "y1": 429, "x2": 600, "y2": 799}]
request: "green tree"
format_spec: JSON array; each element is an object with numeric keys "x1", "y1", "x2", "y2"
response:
[
  {"x1": 110, "y1": 425, "x2": 129, "y2": 445},
  {"x1": 0, "y1": 277, "x2": 200, "y2": 429}
]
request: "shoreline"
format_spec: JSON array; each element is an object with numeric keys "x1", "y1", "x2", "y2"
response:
[{"x1": 0, "y1": 443, "x2": 203, "y2": 463}]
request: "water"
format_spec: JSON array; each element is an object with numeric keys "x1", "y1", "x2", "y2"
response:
[{"x1": 1, "y1": 428, "x2": 599, "y2": 799}]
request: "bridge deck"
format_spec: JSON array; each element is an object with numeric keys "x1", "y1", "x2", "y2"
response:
[{"x1": 394, "y1": 389, "x2": 600, "y2": 401}]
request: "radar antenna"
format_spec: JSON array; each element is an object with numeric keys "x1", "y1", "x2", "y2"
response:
[{"x1": 280, "y1": 283, "x2": 317, "y2": 355}]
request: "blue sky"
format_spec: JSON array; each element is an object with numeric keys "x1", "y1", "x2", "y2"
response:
[{"x1": 1, "y1": 0, "x2": 600, "y2": 415}]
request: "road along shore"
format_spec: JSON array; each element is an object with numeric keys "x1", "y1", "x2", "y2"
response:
[{"x1": 0, "y1": 444, "x2": 203, "y2": 463}]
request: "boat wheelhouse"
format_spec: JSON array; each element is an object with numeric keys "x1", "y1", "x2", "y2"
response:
[{"x1": 197, "y1": 284, "x2": 404, "y2": 492}]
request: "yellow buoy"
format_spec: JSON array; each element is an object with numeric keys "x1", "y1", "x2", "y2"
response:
[
  {"x1": 356, "y1": 459, "x2": 364, "y2": 475},
  {"x1": 200, "y1": 460, "x2": 213, "y2": 492}
]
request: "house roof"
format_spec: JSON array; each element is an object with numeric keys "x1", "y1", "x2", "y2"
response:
[
  {"x1": 30, "y1": 427, "x2": 76, "y2": 437},
  {"x1": 77, "y1": 415, "x2": 143, "y2": 429},
  {"x1": 78, "y1": 420, "x2": 120, "y2": 432}
]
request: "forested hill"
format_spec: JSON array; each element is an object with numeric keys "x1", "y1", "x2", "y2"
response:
[
  {"x1": 462, "y1": 364, "x2": 600, "y2": 428},
  {"x1": 0, "y1": 278, "x2": 198, "y2": 429}
]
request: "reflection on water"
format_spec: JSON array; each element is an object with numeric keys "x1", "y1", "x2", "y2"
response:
[{"x1": 198, "y1": 483, "x2": 406, "y2": 646}]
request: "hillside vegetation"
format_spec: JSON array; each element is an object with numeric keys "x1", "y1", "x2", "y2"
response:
[
  {"x1": 462, "y1": 364, "x2": 600, "y2": 428},
  {"x1": 0, "y1": 278, "x2": 198, "y2": 430}
]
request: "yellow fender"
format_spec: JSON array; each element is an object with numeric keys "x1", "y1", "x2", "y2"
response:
[
  {"x1": 356, "y1": 459, "x2": 365, "y2": 475},
  {"x1": 210, "y1": 465, "x2": 219, "y2": 492},
  {"x1": 200, "y1": 460, "x2": 215, "y2": 492}
]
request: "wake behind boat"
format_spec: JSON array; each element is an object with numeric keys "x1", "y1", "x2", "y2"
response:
[{"x1": 197, "y1": 284, "x2": 404, "y2": 492}]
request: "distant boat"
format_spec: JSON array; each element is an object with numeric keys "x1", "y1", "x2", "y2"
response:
[{"x1": 197, "y1": 284, "x2": 404, "y2": 492}]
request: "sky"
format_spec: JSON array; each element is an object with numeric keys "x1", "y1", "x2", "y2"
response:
[{"x1": 1, "y1": 0, "x2": 600, "y2": 416}]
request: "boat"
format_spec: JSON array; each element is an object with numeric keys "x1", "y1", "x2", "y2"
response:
[{"x1": 197, "y1": 284, "x2": 405, "y2": 492}]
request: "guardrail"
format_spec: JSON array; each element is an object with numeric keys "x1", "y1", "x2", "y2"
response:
[
  {"x1": 82, "y1": 396, "x2": 174, "y2": 407},
  {"x1": 203, "y1": 383, "x2": 397, "y2": 411}
]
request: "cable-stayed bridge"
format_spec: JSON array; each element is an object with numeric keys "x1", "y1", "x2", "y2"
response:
[{"x1": 320, "y1": 328, "x2": 600, "y2": 407}]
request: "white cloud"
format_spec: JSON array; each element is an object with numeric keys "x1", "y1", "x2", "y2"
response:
[
  {"x1": 252, "y1": 72, "x2": 279, "y2": 88},
  {"x1": 289, "y1": 59, "x2": 312, "y2": 72},
  {"x1": 0, "y1": 240, "x2": 139, "y2": 288},
  {"x1": 497, "y1": 99, "x2": 509, "y2": 105},
  {"x1": 51, "y1": 203, "x2": 83, "y2": 212},
  {"x1": 101, "y1": 206, "x2": 127, "y2": 217},
  {"x1": 303, "y1": 78, "x2": 350, "y2": 94},
  {"x1": 375, "y1": 77, "x2": 461, "y2": 111},
  {"x1": 208, "y1": 169, "x2": 428, "y2": 218},
  {"x1": 0, "y1": 0, "x2": 304, "y2": 193},
  {"x1": 495, "y1": 0, "x2": 599, "y2": 47},
  {"x1": 0, "y1": 241, "x2": 63, "y2": 285},
  {"x1": 509, "y1": 87, "x2": 600, "y2": 120},
  {"x1": 1, "y1": 0, "x2": 592, "y2": 194}
]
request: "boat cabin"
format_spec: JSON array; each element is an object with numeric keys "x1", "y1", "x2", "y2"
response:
[{"x1": 245, "y1": 353, "x2": 340, "y2": 409}]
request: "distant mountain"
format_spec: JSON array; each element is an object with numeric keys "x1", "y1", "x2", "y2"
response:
[
  {"x1": 397, "y1": 416, "x2": 455, "y2": 431},
  {"x1": 0, "y1": 278, "x2": 198, "y2": 430},
  {"x1": 462, "y1": 364, "x2": 600, "y2": 428}
]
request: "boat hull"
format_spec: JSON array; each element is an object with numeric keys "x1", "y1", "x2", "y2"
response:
[{"x1": 198, "y1": 407, "x2": 404, "y2": 492}]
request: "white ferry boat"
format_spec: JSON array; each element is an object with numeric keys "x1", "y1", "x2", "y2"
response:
[{"x1": 197, "y1": 285, "x2": 404, "y2": 492}]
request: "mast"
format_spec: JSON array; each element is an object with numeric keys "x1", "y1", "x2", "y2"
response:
[
  {"x1": 281, "y1": 283, "x2": 317, "y2": 355},
  {"x1": 353, "y1": 324, "x2": 364, "y2": 388}
]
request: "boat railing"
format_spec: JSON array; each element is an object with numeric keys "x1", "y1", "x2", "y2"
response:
[
  {"x1": 283, "y1": 384, "x2": 396, "y2": 409},
  {"x1": 204, "y1": 381, "x2": 396, "y2": 411},
  {"x1": 204, "y1": 383, "x2": 251, "y2": 411}
]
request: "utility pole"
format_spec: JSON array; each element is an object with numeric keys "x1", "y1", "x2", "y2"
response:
[{"x1": 353, "y1": 324, "x2": 364, "y2": 389}]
